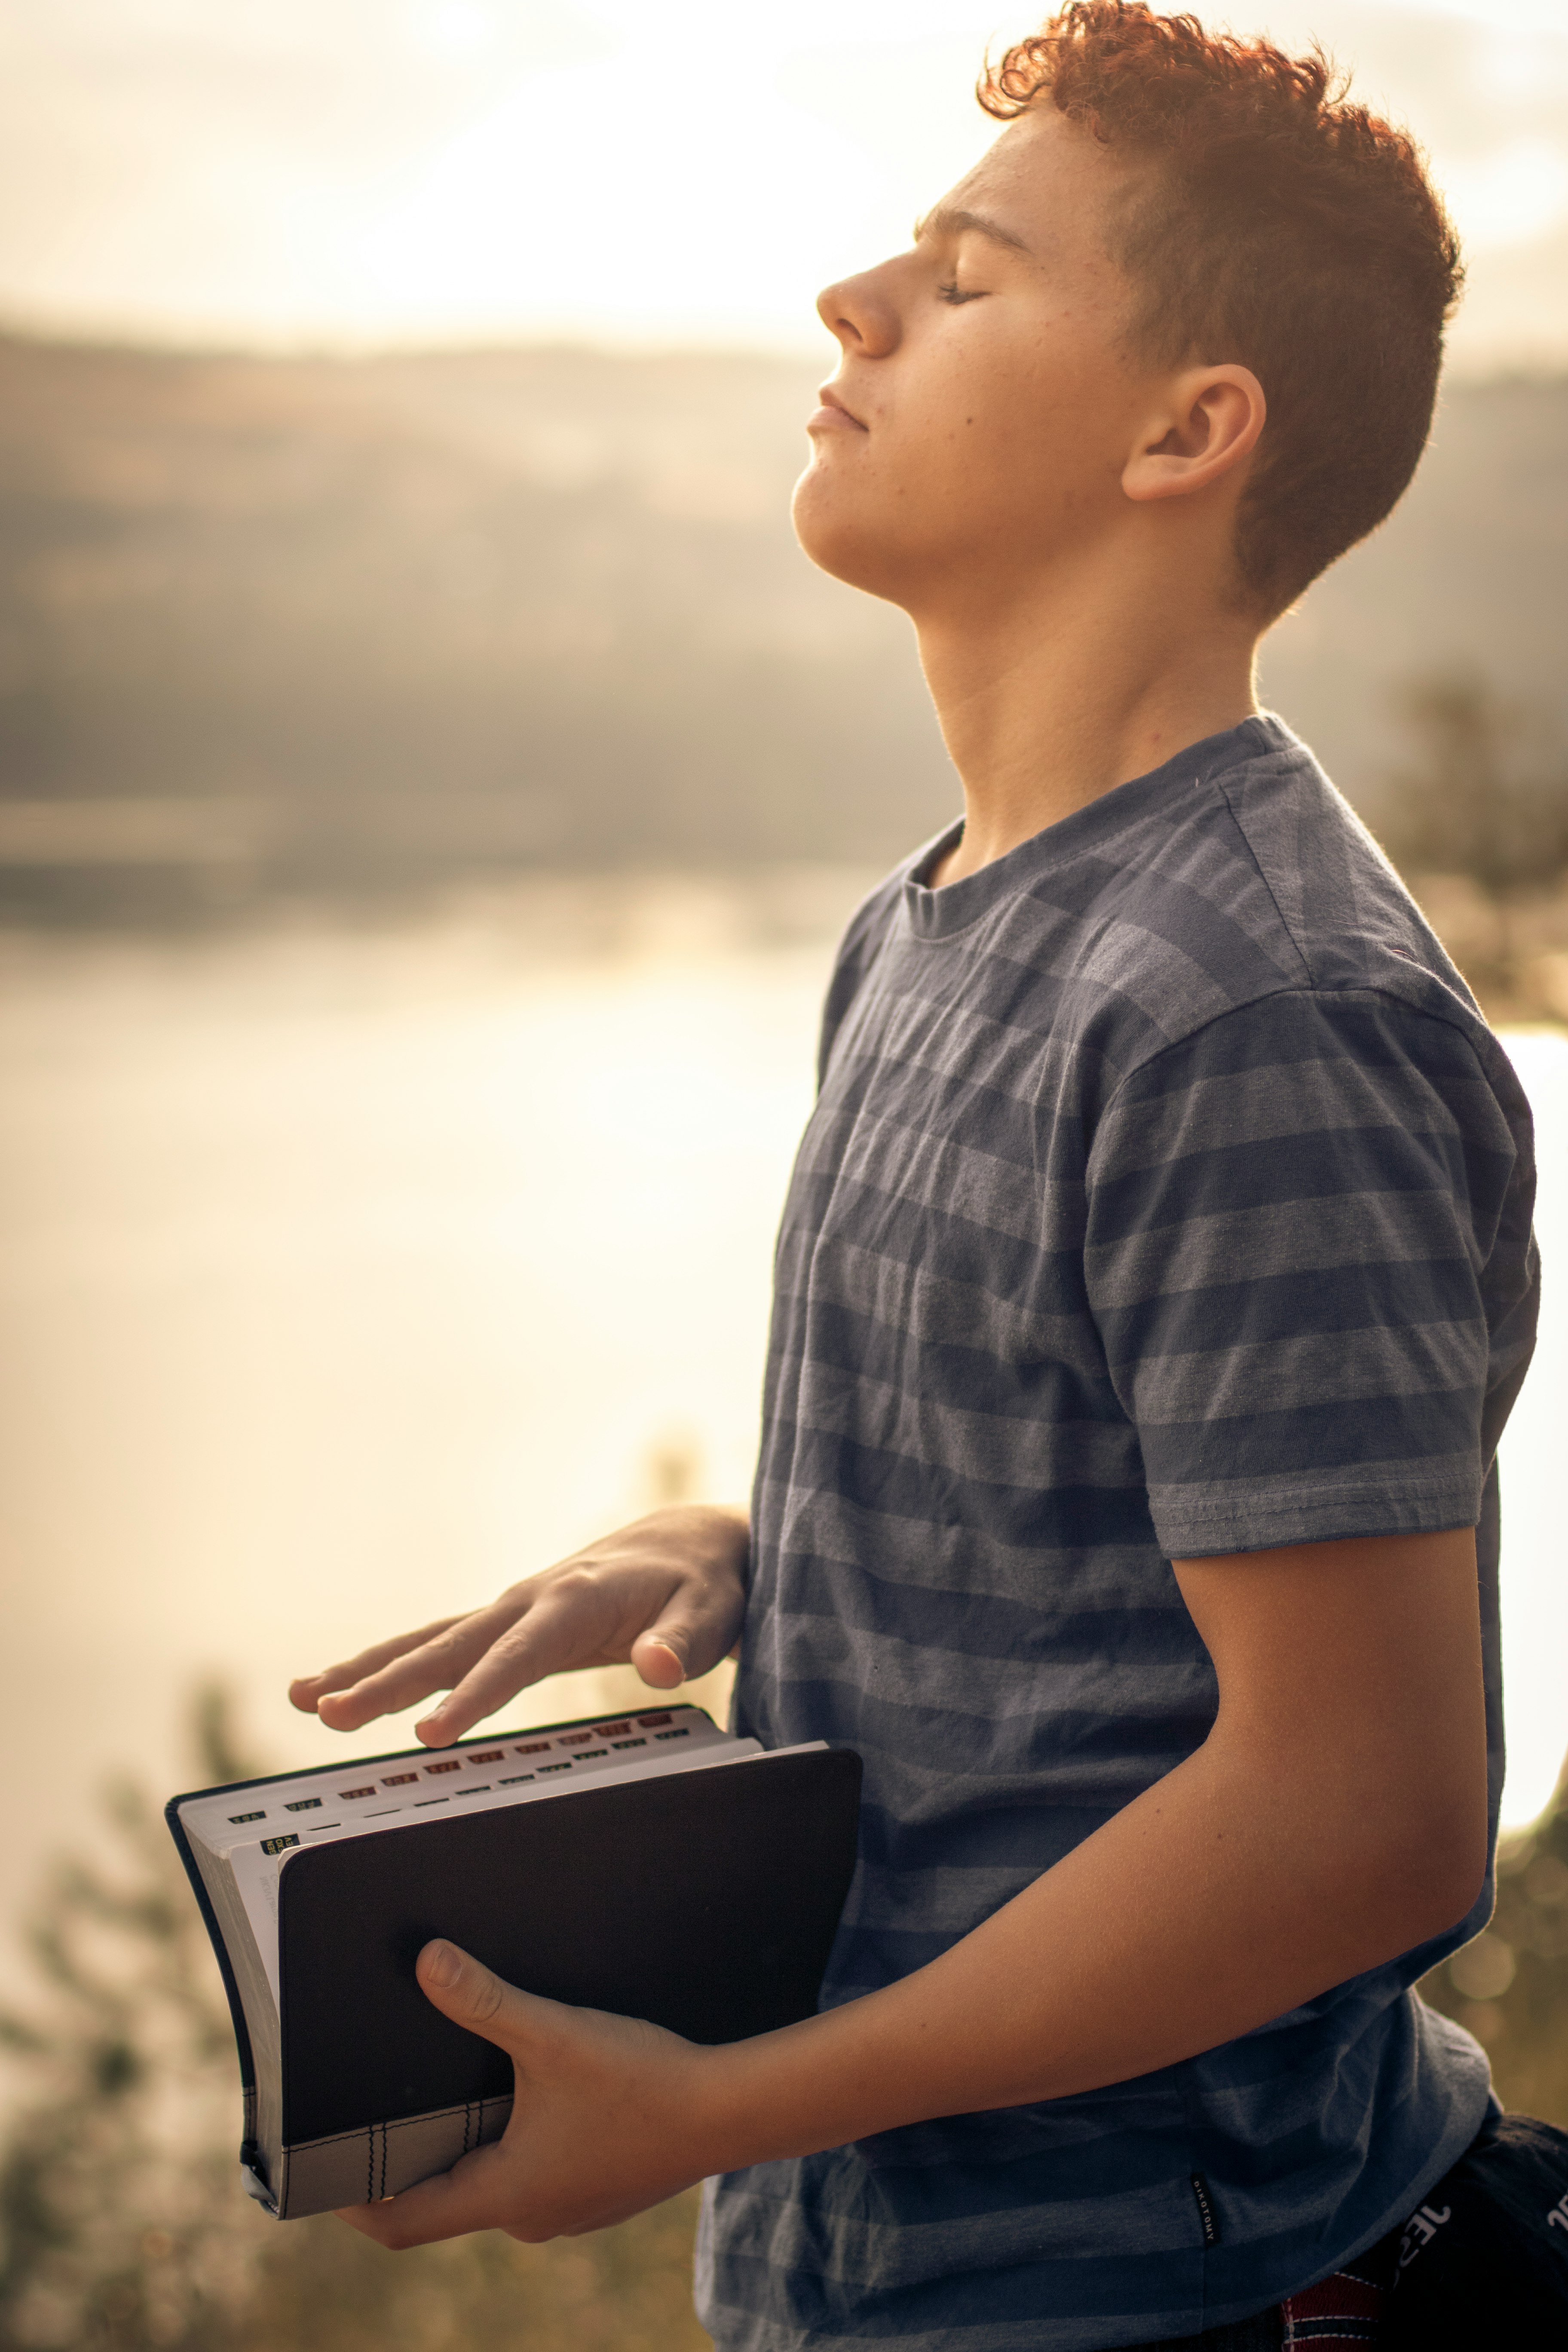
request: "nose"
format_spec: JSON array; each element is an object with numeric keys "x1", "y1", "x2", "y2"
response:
[{"x1": 815, "y1": 263, "x2": 901, "y2": 358}]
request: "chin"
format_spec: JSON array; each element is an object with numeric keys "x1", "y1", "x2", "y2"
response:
[{"x1": 790, "y1": 461, "x2": 913, "y2": 607}]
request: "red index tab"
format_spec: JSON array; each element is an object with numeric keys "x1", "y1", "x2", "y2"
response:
[
  {"x1": 424, "y1": 1760, "x2": 462, "y2": 1775},
  {"x1": 382, "y1": 1772, "x2": 419, "y2": 1787}
]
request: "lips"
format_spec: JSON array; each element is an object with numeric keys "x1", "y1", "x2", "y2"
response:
[{"x1": 808, "y1": 384, "x2": 867, "y2": 433}]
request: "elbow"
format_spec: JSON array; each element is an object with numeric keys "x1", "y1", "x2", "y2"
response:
[{"x1": 1373, "y1": 1788, "x2": 1490, "y2": 1952}]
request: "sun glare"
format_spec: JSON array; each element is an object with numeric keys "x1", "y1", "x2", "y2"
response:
[
  {"x1": 350, "y1": 45, "x2": 888, "y2": 344},
  {"x1": 0, "y1": 0, "x2": 1562, "y2": 362}
]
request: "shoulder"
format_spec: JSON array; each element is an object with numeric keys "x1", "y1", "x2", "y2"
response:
[
  {"x1": 1054, "y1": 716, "x2": 1507, "y2": 1094},
  {"x1": 1093, "y1": 984, "x2": 1528, "y2": 1180},
  {"x1": 1207, "y1": 714, "x2": 1476, "y2": 1014}
]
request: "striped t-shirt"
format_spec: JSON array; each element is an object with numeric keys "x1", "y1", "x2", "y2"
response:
[{"x1": 695, "y1": 715, "x2": 1539, "y2": 2350}]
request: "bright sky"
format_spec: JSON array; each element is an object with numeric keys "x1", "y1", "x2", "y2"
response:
[{"x1": 0, "y1": 0, "x2": 1564, "y2": 365}]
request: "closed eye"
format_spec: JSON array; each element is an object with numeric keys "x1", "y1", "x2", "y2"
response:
[{"x1": 937, "y1": 281, "x2": 987, "y2": 305}]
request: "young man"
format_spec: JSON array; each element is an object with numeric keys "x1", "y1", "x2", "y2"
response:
[{"x1": 290, "y1": 6, "x2": 1539, "y2": 2344}]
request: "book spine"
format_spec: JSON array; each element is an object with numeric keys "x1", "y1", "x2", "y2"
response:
[{"x1": 162, "y1": 1796, "x2": 258, "y2": 2103}]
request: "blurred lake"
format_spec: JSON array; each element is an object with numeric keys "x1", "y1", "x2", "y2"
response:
[{"x1": 1, "y1": 876, "x2": 1565, "y2": 2006}]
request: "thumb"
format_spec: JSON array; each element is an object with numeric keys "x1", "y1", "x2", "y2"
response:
[
  {"x1": 415, "y1": 1940, "x2": 540, "y2": 2050},
  {"x1": 630, "y1": 1627, "x2": 688, "y2": 1689},
  {"x1": 631, "y1": 1584, "x2": 738, "y2": 1690}
]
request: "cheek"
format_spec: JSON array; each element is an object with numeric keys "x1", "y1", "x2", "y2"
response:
[
  {"x1": 911, "y1": 322, "x2": 1106, "y2": 521},
  {"x1": 959, "y1": 331, "x2": 1111, "y2": 497},
  {"x1": 788, "y1": 321, "x2": 1127, "y2": 593}
]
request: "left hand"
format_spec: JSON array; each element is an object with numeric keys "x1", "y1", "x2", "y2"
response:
[{"x1": 336, "y1": 1940, "x2": 718, "y2": 2247}]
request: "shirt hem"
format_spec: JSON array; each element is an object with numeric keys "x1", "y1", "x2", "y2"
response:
[{"x1": 1153, "y1": 1481, "x2": 1479, "y2": 1559}]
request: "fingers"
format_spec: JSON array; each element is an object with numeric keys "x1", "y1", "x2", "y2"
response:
[
  {"x1": 292, "y1": 1507, "x2": 750, "y2": 1744},
  {"x1": 304, "y1": 1605, "x2": 533, "y2": 1735},
  {"x1": 416, "y1": 1939, "x2": 551, "y2": 2051},
  {"x1": 413, "y1": 1576, "x2": 633, "y2": 1743},
  {"x1": 335, "y1": 2138, "x2": 512, "y2": 2248},
  {"x1": 289, "y1": 1617, "x2": 466, "y2": 1720},
  {"x1": 629, "y1": 1576, "x2": 747, "y2": 1691},
  {"x1": 630, "y1": 1632, "x2": 687, "y2": 1689},
  {"x1": 338, "y1": 1944, "x2": 710, "y2": 2249},
  {"x1": 334, "y1": 1944, "x2": 550, "y2": 2249}
]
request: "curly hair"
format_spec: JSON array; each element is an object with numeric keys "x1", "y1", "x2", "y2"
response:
[{"x1": 979, "y1": 2, "x2": 1463, "y2": 613}]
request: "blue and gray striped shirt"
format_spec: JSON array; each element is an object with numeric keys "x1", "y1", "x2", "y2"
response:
[{"x1": 696, "y1": 715, "x2": 1538, "y2": 2349}]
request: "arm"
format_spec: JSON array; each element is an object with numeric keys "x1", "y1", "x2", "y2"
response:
[
  {"x1": 338, "y1": 1522, "x2": 1488, "y2": 2247},
  {"x1": 289, "y1": 1503, "x2": 750, "y2": 1744}
]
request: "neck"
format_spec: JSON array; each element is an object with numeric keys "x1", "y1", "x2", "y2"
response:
[{"x1": 913, "y1": 552, "x2": 1262, "y2": 885}]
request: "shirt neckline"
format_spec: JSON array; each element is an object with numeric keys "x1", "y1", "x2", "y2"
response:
[{"x1": 900, "y1": 713, "x2": 1291, "y2": 943}]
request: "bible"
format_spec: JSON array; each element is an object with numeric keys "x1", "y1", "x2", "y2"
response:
[{"x1": 167, "y1": 1703, "x2": 861, "y2": 2218}]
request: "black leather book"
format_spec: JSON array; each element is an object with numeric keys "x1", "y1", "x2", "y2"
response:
[{"x1": 166, "y1": 1704, "x2": 861, "y2": 2218}]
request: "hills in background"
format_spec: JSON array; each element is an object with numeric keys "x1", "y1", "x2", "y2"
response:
[{"x1": 0, "y1": 331, "x2": 1563, "y2": 915}]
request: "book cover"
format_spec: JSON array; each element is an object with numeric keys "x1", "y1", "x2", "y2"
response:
[{"x1": 167, "y1": 1706, "x2": 861, "y2": 2217}]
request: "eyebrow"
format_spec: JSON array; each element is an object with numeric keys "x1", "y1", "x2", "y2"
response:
[{"x1": 913, "y1": 204, "x2": 1033, "y2": 258}]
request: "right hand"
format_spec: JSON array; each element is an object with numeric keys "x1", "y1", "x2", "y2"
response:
[{"x1": 287, "y1": 1504, "x2": 749, "y2": 1746}]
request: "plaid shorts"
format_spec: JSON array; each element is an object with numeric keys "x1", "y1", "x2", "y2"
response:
[
  {"x1": 1128, "y1": 2227, "x2": 1394, "y2": 2348},
  {"x1": 1126, "y1": 2107, "x2": 1568, "y2": 2348}
]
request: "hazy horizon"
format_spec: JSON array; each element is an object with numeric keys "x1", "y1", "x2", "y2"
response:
[{"x1": 2, "y1": 313, "x2": 1564, "y2": 380}]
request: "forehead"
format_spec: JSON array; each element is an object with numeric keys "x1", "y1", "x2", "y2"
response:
[{"x1": 939, "y1": 107, "x2": 1136, "y2": 254}]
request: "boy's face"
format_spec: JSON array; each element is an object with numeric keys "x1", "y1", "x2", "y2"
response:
[{"x1": 793, "y1": 107, "x2": 1162, "y2": 616}]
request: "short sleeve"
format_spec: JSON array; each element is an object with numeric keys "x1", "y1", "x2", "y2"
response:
[{"x1": 1082, "y1": 989, "x2": 1528, "y2": 1559}]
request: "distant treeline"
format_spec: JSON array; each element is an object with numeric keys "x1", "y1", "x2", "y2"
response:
[{"x1": 0, "y1": 333, "x2": 1564, "y2": 920}]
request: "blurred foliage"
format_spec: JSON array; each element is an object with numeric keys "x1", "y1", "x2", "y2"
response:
[
  {"x1": 1378, "y1": 675, "x2": 1568, "y2": 900},
  {"x1": 1421, "y1": 1760, "x2": 1568, "y2": 2130},
  {"x1": 1366, "y1": 669, "x2": 1568, "y2": 2079},
  {"x1": 2, "y1": 1687, "x2": 1564, "y2": 2351},
  {"x1": 0, "y1": 1689, "x2": 709, "y2": 2352},
  {"x1": 1376, "y1": 674, "x2": 1568, "y2": 1024}
]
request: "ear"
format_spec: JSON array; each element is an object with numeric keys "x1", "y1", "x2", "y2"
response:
[{"x1": 1122, "y1": 364, "x2": 1266, "y2": 505}]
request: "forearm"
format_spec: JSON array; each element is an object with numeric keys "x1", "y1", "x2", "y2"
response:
[
  {"x1": 334, "y1": 1529, "x2": 1489, "y2": 2254},
  {"x1": 353, "y1": 1731, "x2": 1409, "y2": 2249},
  {"x1": 677, "y1": 1528, "x2": 1487, "y2": 2171},
  {"x1": 689, "y1": 1721, "x2": 1480, "y2": 2171}
]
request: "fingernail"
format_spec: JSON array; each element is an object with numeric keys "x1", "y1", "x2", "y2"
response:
[{"x1": 420, "y1": 1940, "x2": 459, "y2": 1989}]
